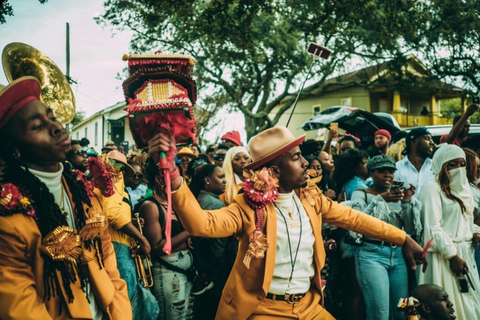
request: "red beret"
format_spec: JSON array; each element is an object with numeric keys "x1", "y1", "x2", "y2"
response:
[
  {"x1": 0, "y1": 76, "x2": 41, "y2": 129},
  {"x1": 221, "y1": 130, "x2": 242, "y2": 146},
  {"x1": 375, "y1": 129, "x2": 391, "y2": 141}
]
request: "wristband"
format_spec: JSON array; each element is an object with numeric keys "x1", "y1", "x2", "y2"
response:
[{"x1": 169, "y1": 167, "x2": 180, "y2": 180}]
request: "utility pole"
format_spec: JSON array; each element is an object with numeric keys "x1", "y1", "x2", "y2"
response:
[
  {"x1": 66, "y1": 22, "x2": 70, "y2": 81},
  {"x1": 66, "y1": 22, "x2": 71, "y2": 134}
]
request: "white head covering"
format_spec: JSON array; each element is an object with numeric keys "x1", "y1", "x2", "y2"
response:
[
  {"x1": 230, "y1": 146, "x2": 249, "y2": 159},
  {"x1": 432, "y1": 144, "x2": 474, "y2": 213},
  {"x1": 432, "y1": 144, "x2": 465, "y2": 175}
]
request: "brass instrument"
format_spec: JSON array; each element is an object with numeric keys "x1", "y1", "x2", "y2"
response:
[
  {"x1": 2, "y1": 42, "x2": 76, "y2": 124},
  {"x1": 131, "y1": 212, "x2": 154, "y2": 288}
]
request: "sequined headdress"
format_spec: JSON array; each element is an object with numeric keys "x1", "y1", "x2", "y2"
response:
[{"x1": 122, "y1": 51, "x2": 197, "y2": 150}]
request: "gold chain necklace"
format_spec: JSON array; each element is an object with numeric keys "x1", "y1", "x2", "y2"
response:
[{"x1": 276, "y1": 196, "x2": 299, "y2": 227}]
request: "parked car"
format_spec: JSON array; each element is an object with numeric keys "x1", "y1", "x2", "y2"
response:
[{"x1": 404, "y1": 124, "x2": 480, "y2": 144}]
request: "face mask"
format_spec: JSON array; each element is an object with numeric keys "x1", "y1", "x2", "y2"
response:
[{"x1": 448, "y1": 167, "x2": 468, "y2": 191}]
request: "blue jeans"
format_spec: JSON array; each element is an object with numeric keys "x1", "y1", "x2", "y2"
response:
[
  {"x1": 355, "y1": 243, "x2": 407, "y2": 320},
  {"x1": 152, "y1": 250, "x2": 194, "y2": 320},
  {"x1": 113, "y1": 241, "x2": 159, "y2": 320}
]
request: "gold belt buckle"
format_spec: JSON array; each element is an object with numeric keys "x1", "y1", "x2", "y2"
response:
[{"x1": 286, "y1": 293, "x2": 301, "y2": 304}]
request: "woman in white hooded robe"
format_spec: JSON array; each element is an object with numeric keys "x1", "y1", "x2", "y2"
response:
[{"x1": 418, "y1": 144, "x2": 480, "y2": 319}]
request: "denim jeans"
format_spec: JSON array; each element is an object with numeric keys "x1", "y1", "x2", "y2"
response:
[
  {"x1": 112, "y1": 242, "x2": 159, "y2": 320},
  {"x1": 152, "y1": 250, "x2": 194, "y2": 320},
  {"x1": 355, "y1": 243, "x2": 408, "y2": 320}
]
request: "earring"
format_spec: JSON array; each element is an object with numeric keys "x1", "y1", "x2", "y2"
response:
[{"x1": 206, "y1": 181, "x2": 210, "y2": 185}]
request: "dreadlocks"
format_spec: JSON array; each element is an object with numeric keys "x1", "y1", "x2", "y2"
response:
[{"x1": 0, "y1": 129, "x2": 98, "y2": 303}]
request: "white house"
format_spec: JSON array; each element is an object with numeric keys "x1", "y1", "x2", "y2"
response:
[{"x1": 70, "y1": 101, "x2": 136, "y2": 152}]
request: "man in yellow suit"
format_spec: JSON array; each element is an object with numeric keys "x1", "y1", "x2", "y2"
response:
[
  {"x1": 148, "y1": 126, "x2": 427, "y2": 320},
  {"x1": 0, "y1": 76, "x2": 131, "y2": 319}
]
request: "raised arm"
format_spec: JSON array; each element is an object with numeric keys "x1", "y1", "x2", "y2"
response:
[{"x1": 443, "y1": 104, "x2": 479, "y2": 144}]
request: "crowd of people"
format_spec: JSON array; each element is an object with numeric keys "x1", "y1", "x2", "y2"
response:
[{"x1": 1, "y1": 75, "x2": 480, "y2": 320}]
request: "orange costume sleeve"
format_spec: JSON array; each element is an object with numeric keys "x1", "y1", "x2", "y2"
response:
[
  {"x1": 0, "y1": 214, "x2": 53, "y2": 320},
  {"x1": 87, "y1": 194, "x2": 132, "y2": 319},
  {"x1": 172, "y1": 182, "x2": 406, "y2": 245}
]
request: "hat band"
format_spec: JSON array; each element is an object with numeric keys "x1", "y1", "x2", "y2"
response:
[{"x1": 0, "y1": 96, "x2": 39, "y2": 129}]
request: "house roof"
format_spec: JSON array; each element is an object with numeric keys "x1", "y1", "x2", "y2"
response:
[
  {"x1": 71, "y1": 101, "x2": 126, "y2": 130},
  {"x1": 299, "y1": 54, "x2": 464, "y2": 99}
]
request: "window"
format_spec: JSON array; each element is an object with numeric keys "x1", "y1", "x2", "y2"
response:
[
  {"x1": 95, "y1": 122, "x2": 98, "y2": 145},
  {"x1": 84, "y1": 127, "x2": 87, "y2": 139},
  {"x1": 341, "y1": 97, "x2": 352, "y2": 106},
  {"x1": 379, "y1": 99, "x2": 389, "y2": 112},
  {"x1": 76, "y1": 131, "x2": 79, "y2": 140},
  {"x1": 312, "y1": 104, "x2": 322, "y2": 115}
]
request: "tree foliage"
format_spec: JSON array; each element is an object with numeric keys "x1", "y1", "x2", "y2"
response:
[
  {"x1": 0, "y1": 0, "x2": 48, "y2": 24},
  {"x1": 97, "y1": 0, "x2": 479, "y2": 138}
]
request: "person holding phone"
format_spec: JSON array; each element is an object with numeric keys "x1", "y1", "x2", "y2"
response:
[
  {"x1": 418, "y1": 144, "x2": 480, "y2": 319},
  {"x1": 350, "y1": 155, "x2": 422, "y2": 320}
]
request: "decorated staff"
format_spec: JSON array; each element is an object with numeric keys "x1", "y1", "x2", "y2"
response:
[{"x1": 122, "y1": 51, "x2": 197, "y2": 255}]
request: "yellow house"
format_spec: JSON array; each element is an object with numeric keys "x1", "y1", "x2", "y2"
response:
[{"x1": 273, "y1": 54, "x2": 465, "y2": 139}]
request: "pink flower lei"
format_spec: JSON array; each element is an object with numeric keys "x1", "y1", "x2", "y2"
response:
[
  {"x1": 242, "y1": 167, "x2": 279, "y2": 268},
  {"x1": 243, "y1": 167, "x2": 279, "y2": 230}
]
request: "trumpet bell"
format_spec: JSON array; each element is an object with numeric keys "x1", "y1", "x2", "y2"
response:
[{"x1": 2, "y1": 42, "x2": 76, "y2": 124}]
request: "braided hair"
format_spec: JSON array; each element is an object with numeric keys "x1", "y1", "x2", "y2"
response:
[{"x1": 0, "y1": 129, "x2": 97, "y2": 303}]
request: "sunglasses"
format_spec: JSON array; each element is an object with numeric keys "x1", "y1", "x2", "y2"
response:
[
  {"x1": 73, "y1": 150, "x2": 87, "y2": 156},
  {"x1": 133, "y1": 173, "x2": 144, "y2": 179},
  {"x1": 213, "y1": 155, "x2": 225, "y2": 160}
]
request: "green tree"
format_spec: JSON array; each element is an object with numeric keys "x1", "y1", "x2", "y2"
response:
[
  {"x1": 98, "y1": 0, "x2": 426, "y2": 138},
  {"x1": 0, "y1": 0, "x2": 48, "y2": 24},
  {"x1": 418, "y1": 0, "x2": 480, "y2": 95}
]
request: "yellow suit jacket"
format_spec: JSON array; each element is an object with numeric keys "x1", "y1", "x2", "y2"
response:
[
  {"x1": 0, "y1": 183, "x2": 132, "y2": 320},
  {"x1": 172, "y1": 182, "x2": 406, "y2": 320}
]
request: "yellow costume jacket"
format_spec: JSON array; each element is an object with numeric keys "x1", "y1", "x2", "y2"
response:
[
  {"x1": 172, "y1": 182, "x2": 406, "y2": 320},
  {"x1": 0, "y1": 182, "x2": 132, "y2": 320}
]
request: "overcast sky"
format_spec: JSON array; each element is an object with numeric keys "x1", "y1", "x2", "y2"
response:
[{"x1": 0, "y1": 0, "x2": 133, "y2": 117}]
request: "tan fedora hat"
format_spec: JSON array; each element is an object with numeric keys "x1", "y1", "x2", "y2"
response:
[
  {"x1": 107, "y1": 150, "x2": 135, "y2": 175},
  {"x1": 244, "y1": 126, "x2": 306, "y2": 170}
]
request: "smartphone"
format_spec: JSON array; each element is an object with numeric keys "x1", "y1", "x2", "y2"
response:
[
  {"x1": 458, "y1": 275, "x2": 469, "y2": 293},
  {"x1": 330, "y1": 122, "x2": 338, "y2": 132},
  {"x1": 390, "y1": 180, "x2": 404, "y2": 191},
  {"x1": 307, "y1": 43, "x2": 332, "y2": 60}
]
